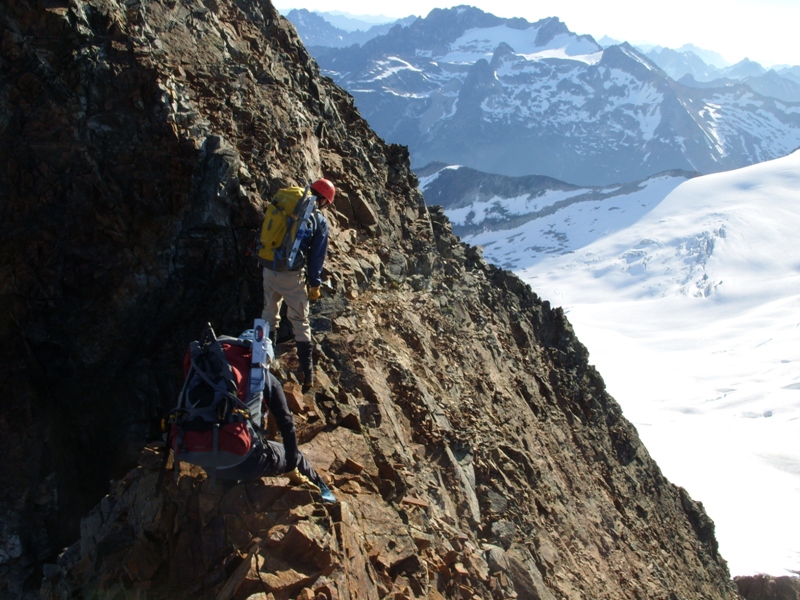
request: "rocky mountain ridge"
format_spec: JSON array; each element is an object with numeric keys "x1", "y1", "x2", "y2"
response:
[
  {"x1": 285, "y1": 9, "x2": 416, "y2": 50},
  {"x1": 0, "y1": 0, "x2": 759, "y2": 598},
  {"x1": 310, "y1": 5, "x2": 800, "y2": 186},
  {"x1": 643, "y1": 49, "x2": 800, "y2": 103}
]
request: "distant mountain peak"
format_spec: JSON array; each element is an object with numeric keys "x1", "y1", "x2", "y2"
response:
[
  {"x1": 675, "y1": 43, "x2": 730, "y2": 68},
  {"x1": 532, "y1": 16, "x2": 570, "y2": 45},
  {"x1": 284, "y1": 9, "x2": 416, "y2": 49},
  {"x1": 310, "y1": 6, "x2": 800, "y2": 185}
]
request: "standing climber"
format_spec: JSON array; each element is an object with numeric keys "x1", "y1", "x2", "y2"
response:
[{"x1": 256, "y1": 178, "x2": 335, "y2": 392}]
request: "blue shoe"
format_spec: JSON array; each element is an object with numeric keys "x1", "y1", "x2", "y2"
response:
[{"x1": 318, "y1": 481, "x2": 337, "y2": 504}]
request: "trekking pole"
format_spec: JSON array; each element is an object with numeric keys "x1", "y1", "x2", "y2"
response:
[{"x1": 286, "y1": 185, "x2": 315, "y2": 266}]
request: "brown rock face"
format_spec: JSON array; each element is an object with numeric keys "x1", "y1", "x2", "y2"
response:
[{"x1": 0, "y1": 0, "x2": 742, "y2": 598}]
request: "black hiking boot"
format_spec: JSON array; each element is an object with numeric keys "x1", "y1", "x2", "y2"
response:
[{"x1": 296, "y1": 341, "x2": 314, "y2": 393}]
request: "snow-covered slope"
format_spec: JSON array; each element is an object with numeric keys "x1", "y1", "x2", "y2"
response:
[
  {"x1": 435, "y1": 151, "x2": 800, "y2": 576},
  {"x1": 421, "y1": 166, "x2": 692, "y2": 271}
]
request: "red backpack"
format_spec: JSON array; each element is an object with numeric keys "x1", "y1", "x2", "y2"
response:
[{"x1": 166, "y1": 323, "x2": 270, "y2": 480}]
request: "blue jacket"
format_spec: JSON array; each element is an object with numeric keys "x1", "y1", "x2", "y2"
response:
[{"x1": 290, "y1": 209, "x2": 328, "y2": 287}]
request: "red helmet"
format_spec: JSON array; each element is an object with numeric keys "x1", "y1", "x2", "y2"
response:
[{"x1": 310, "y1": 178, "x2": 335, "y2": 206}]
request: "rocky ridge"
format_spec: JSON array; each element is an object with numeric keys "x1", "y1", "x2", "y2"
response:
[
  {"x1": 285, "y1": 9, "x2": 416, "y2": 50},
  {"x1": 0, "y1": 0, "x2": 747, "y2": 598}
]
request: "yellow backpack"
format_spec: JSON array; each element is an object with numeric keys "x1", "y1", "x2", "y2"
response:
[{"x1": 256, "y1": 185, "x2": 314, "y2": 267}]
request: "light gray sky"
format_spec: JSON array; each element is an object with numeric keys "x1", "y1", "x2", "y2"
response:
[{"x1": 276, "y1": 0, "x2": 800, "y2": 68}]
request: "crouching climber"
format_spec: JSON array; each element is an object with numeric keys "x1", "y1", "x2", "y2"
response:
[
  {"x1": 166, "y1": 321, "x2": 336, "y2": 503},
  {"x1": 218, "y1": 367, "x2": 334, "y2": 501}
]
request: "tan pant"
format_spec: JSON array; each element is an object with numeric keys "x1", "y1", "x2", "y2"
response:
[{"x1": 261, "y1": 269, "x2": 311, "y2": 343}]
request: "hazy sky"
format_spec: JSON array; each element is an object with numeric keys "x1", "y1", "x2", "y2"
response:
[{"x1": 275, "y1": 0, "x2": 800, "y2": 68}]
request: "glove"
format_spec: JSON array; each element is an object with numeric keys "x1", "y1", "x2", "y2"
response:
[
  {"x1": 286, "y1": 467, "x2": 311, "y2": 486},
  {"x1": 307, "y1": 286, "x2": 321, "y2": 300}
]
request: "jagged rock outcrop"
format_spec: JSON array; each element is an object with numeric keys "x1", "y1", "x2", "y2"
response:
[
  {"x1": 1, "y1": 0, "x2": 743, "y2": 598},
  {"x1": 735, "y1": 575, "x2": 800, "y2": 600}
]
